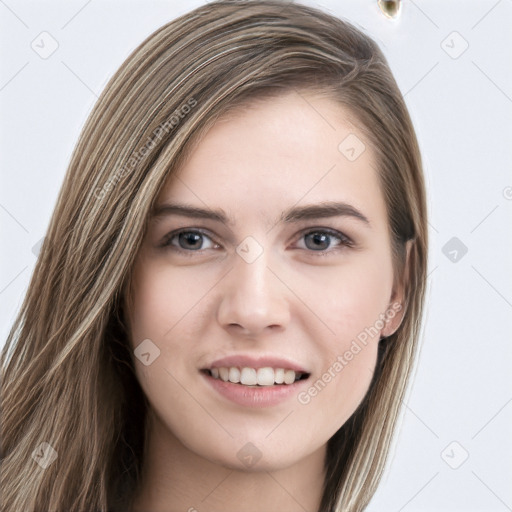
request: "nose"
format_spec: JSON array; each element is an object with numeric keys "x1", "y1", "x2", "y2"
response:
[{"x1": 217, "y1": 247, "x2": 290, "y2": 337}]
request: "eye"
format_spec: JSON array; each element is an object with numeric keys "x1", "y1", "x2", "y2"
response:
[
  {"x1": 295, "y1": 228, "x2": 354, "y2": 256},
  {"x1": 159, "y1": 227, "x2": 353, "y2": 257},
  {"x1": 160, "y1": 229, "x2": 219, "y2": 254}
]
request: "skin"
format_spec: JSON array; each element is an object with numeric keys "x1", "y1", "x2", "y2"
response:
[{"x1": 128, "y1": 90, "x2": 409, "y2": 512}]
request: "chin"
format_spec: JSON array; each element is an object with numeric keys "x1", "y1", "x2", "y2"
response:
[{"x1": 203, "y1": 433, "x2": 317, "y2": 473}]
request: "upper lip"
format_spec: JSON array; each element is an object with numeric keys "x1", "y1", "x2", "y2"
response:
[{"x1": 204, "y1": 355, "x2": 309, "y2": 374}]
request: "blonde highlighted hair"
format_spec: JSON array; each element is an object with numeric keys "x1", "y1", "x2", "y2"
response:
[{"x1": 1, "y1": 1, "x2": 427, "y2": 510}]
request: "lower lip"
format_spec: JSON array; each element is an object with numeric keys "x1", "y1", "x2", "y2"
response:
[{"x1": 201, "y1": 371, "x2": 309, "y2": 408}]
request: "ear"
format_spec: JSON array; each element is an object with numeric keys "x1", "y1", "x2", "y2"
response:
[{"x1": 381, "y1": 239, "x2": 413, "y2": 338}]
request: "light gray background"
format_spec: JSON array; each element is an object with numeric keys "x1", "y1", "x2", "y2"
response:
[{"x1": 1, "y1": 1, "x2": 511, "y2": 510}]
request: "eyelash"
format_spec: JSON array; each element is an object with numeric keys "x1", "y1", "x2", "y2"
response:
[{"x1": 159, "y1": 227, "x2": 354, "y2": 257}]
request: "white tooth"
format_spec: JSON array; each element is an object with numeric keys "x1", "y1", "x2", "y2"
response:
[
  {"x1": 211, "y1": 368, "x2": 219, "y2": 379},
  {"x1": 228, "y1": 367, "x2": 241, "y2": 383},
  {"x1": 256, "y1": 367, "x2": 275, "y2": 386},
  {"x1": 240, "y1": 367, "x2": 257, "y2": 385},
  {"x1": 274, "y1": 368, "x2": 285, "y2": 384},
  {"x1": 219, "y1": 367, "x2": 229, "y2": 382},
  {"x1": 283, "y1": 369, "x2": 296, "y2": 385}
]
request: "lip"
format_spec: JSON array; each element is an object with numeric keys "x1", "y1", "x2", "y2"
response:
[
  {"x1": 204, "y1": 354, "x2": 309, "y2": 373},
  {"x1": 200, "y1": 354, "x2": 311, "y2": 408},
  {"x1": 201, "y1": 371, "x2": 310, "y2": 408}
]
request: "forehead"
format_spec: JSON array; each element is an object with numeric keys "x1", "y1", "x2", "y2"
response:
[{"x1": 157, "y1": 90, "x2": 386, "y2": 230}]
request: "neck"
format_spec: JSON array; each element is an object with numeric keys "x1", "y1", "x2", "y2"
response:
[{"x1": 131, "y1": 411, "x2": 326, "y2": 512}]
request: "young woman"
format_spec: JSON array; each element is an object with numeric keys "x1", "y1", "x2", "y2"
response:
[{"x1": 1, "y1": 1, "x2": 428, "y2": 511}]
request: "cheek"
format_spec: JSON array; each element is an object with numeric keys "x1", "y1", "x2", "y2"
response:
[
  {"x1": 294, "y1": 250, "x2": 394, "y2": 344},
  {"x1": 292, "y1": 253, "x2": 391, "y2": 423},
  {"x1": 127, "y1": 264, "x2": 199, "y2": 399},
  {"x1": 127, "y1": 265, "x2": 211, "y2": 425},
  {"x1": 129, "y1": 263, "x2": 206, "y2": 343}
]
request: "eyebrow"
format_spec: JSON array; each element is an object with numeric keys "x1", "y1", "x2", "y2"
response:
[{"x1": 151, "y1": 201, "x2": 370, "y2": 227}]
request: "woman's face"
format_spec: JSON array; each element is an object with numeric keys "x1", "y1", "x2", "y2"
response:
[{"x1": 127, "y1": 90, "x2": 405, "y2": 472}]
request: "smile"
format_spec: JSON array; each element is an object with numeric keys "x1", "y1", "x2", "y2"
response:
[{"x1": 204, "y1": 366, "x2": 310, "y2": 386}]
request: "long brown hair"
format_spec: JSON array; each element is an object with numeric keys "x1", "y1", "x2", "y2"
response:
[{"x1": 1, "y1": 1, "x2": 427, "y2": 510}]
